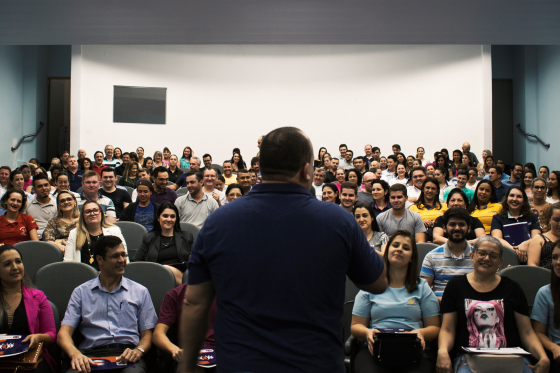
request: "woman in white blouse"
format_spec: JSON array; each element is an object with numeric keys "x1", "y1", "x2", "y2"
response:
[{"x1": 64, "y1": 200, "x2": 128, "y2": 267}]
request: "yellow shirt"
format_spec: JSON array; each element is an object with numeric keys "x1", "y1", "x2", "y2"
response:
[
  {"x1": 409, "y1": 203, "x2": 448, "y2": 222},
  {"x1": 470, "y1": 202, "x2": 502, "y2": 234},
  {"x1": 223, "y1": 174, "x2": 237, "y2": 186}
]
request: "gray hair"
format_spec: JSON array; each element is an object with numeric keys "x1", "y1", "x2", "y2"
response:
[
  {"x1": 314, "y1": 167, "x2": 325, "y2": 173},
  {"x1": 68, "y1": 155, "x2": 77, "y2": 161},
  {"x1": 191, "y1": 156, "x2": 201, "y2": 165},
  {"x1": 473, "y1": 236, "x2": 503, "y2": 256}
]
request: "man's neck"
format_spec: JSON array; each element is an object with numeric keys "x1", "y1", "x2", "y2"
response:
[
  {"x1": 341, "y1": 204, "x2": 353, "y2": 212},
  {"x1": 391, "y1": 207, "x2": 405, "y2": 218},
  {"x1": 84, "y1": 192, "x2": 98, "y2": 200},
  {"x1": 224, "y1": 172, "x2": 232, "y2": 178},
  {"x1": 203, "y1": 185, "x2": 215, "y2": 193},
  {"x1": 0, "y1": 181, "x2": 7, "y2": 188},
  {"x1": 99, "y1": 273, "x2": 122, "y2": 293},
  {"x1": 191, "y1": 189, "x2": 204, "y2": 201},
  {"x1": 447, "y1": 239, "x2": 468, "y2": 256},
  {"x1": 388, "y1": 167, "x2": 395, "y2": 173},
  {"x1": 138, "y1": 199, "x2": 150, "y2": 207},
  {"x1": 458, "y1": 184, "x2": 466, "y2": 190},
  {"x1": 95, "y1": 163, "x2": 104, "y2": 168},
  {"x1": 510, "y1": 176, "x2": 517, "y2": 183},
  {"x1": 493, "y1": 179, "x2": 502, "y2": 188},
  {"x1": 314, "y1": 182, "x2": 323, "y2": 188},
  {"x1": 68, "y1": 167, "x2": 78, "y2": 173},
  {"x1": 242, "y1": 186, "x2": 251, "y2": 194},
  {"x1": 103, "y1": 185, "x2": 116, "y2": 193},
  {"x1": 154, "y1": 186, "x2": 166, "y2": 194},
  {"x1": 105, "y1": 155, "x2": 113, "y2": 161},
  {"x1": 37, "y1": 195, "x2": 51, "y2": 205}
]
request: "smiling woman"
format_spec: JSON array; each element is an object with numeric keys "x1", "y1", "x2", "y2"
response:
[{"x1": 0, "y1": 190, "x2": 39, "y2": 245}]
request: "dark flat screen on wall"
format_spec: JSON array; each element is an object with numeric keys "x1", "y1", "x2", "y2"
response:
[{"x1": 113, "y1": 86, "x2": 166, "y2": 124}]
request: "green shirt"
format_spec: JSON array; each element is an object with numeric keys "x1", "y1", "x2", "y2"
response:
[{"x1": 443, "y1": 186, "x2": 475, "y2": 203}]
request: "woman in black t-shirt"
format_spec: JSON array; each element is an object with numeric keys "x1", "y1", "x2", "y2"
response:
[{"x1": 436, "y1": 236, "x2": 549, "y2": 373}]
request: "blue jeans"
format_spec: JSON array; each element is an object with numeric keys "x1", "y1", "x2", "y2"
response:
[{"x1": 453, "y1": 355, "x2": 534, "y2": 373}]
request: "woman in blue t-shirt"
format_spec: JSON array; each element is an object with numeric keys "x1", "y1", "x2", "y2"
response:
[
  {"x1": 531, "y1": 240, "x2": 560, "y2": 372},
  {"x1": 351, "y1": 230, "x2": 441, "y2": 373}
]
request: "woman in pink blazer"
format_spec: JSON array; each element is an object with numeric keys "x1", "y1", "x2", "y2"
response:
[{"x1": 0, "y1": 244, "x2": 57, "y2": 373}]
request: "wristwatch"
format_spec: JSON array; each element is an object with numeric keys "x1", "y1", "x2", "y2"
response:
[{"x1": 135, "y1": 347, "x2": 145, "y2": 354}]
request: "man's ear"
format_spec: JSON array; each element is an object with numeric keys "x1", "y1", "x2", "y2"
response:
[{"x1": 301, "y1": 162, "x2": 311, "y2": 182}]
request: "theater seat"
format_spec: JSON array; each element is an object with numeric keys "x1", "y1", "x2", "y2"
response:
[
  {"x1": 123, "y1": 186, "x2": 135, "y2": 197},
  {"x1": 182, "y1": 269, "x2": 188, "y2": 284},
  {"x1": 177, "y1": 188, "x2": 189, "y2": 197},
  {"x1": 34, "y1": 262, "x2": 99, "y2": 322},
  {"x1": 76, "y1": 187, "x2": 84, "y2": 194},
  {"x1": 416, "y1": 243, "x2": 439, "y2": 273},
  {"x1": 124, "y1": 262, "x2": 176, "y2": 315},
  {"x1": 180, "y1": 222, "x2": 200, "y2": 244},
  {"x1": 113, "y1": 221, "x2": 148, "y2": 259},
  {"x1": 500, "y1": 246, "x2": 520, "y2": 269},
  {"x1": 14, "y1": 241, "x2": 63, "y2": 282},
  {"x1": 500, "y1": 266, "x2": 550, "y2": 312}
]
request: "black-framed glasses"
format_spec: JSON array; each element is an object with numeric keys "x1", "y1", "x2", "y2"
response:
[{"x1": 475, "y1": 249, "x2": 501, "y2": 261}]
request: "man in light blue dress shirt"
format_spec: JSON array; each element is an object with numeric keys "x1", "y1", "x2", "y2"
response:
[{"x1": 58, "y1": 236, "x2": 158, "y2": 373}]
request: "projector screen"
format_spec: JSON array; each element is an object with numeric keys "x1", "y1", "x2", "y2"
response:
[{"x1": 71, "y1": 44, "x2": 491, "y2": 164}]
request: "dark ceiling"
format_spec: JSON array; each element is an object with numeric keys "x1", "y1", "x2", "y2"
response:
[{"x1": 1, "y1": 0, "x2": 560, "y2": 45}]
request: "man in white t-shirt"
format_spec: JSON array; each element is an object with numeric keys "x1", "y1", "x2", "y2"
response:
[
  {"x1": 203, "y1": 167, "x2": 226, "y2": 207},
  {"x1": 312, "y1": 168, "x2": 326, "y2": 200}
]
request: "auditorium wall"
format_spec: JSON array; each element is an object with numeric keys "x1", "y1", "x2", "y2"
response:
[{"x1": 71, "y1": 44, "x2": 492, "y2": 164}]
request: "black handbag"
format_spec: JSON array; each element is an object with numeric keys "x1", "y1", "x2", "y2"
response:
[{"x1": 373, "y1": 333, "x2": 423, "y2": 367}]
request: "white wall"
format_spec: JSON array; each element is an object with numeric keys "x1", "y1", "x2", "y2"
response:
[{"x1": 71, "y1": 44, "x2": 491, "y2": 164}]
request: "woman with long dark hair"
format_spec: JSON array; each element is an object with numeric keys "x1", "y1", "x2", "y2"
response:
[
  {"x1": 371, "y1": 180, "x2": 391, "y2": 217},
  {"x1": 81, "y1": 157, "x2": 92, "y2": 171},
  {"x1": 416, "y1": 147, "x2": 430, "y2": 166},
  {"x1": 491, "y1": 186, "x2": 541, "y2": 263},
  {"x1": 346, "y1": 168, "x2": 363, "y2": 188},
  {"x1": 314, "y1": 147, "x2": 327, "y2": 168},
  {"x1": 450, "y1": 150, "x2": 462, "y2": 176},
  {"x1": 467, "y1": 180, "x2": 501, "y2": 234},
  {"x1": 0, "y1": 245, "x2": 57, "y2": 373},
  {"x1": 528, "y1": 203, "x2": 560, "y2": 269},
  {"x1": 231, "y1": 152, "x2": 245, "y2": 172},
  {"x1": 435, "y1": 155, "x2": 453, "y2": 179},
  {"x1": 547, "y1": 171, "x2": 560, "y2": 204},
  {"x1": 531, "y1": 239, "x2": 560, "y2": 372},
  {"x1": 353, "y1": 202, "x2": 388, "y2": 253},
  {"x1": 322, "y1": 183, "x2": 340, "y2": 205},
  {"x1": 437, "y1": 236, "x2": 549, "y2": 373},
  {"x1": 524, "y1": 162, "x2": 537, "y2": 176},
  {"x1": 351, "y1": 230, "x2": 441, "y2": 373},
  {"x1": 133, "y1": 202, "x2": 194, "y2": 286},
  {"x1": 180, "y1": 146, "x2": 193, "y2": 169},
  {"x1": 520, "y1": 169, "x2": 536, "y2": 203}
]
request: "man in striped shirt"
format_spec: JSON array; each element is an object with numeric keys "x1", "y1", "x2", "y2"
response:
[{"x1": 420, "y1": 207, "x2": 474, "y2": 302}]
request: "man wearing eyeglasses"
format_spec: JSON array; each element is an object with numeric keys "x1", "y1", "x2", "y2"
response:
[
  {"x1": 420, "y1": 207, "x2": 475, "y2": 302},
  {"x1": 357, "y1": 172, "x2": 374, "y2": 204},
  {"x1": 58, "y1": 236, "x2": 158, "y2": 373}
]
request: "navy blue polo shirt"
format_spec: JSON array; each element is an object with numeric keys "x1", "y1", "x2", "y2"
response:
[
  {"x1": 494, "y1": 183, "x2": 508, "y2": 202},
  {"x1": 490, "y1": 212, "x2": 541, "y2": 246},
  {"x1": 188, "y1": 182, "x2": 384, "y2": 373},
  {"x1": 67, "y1": 169, "x2": 85, "y2": 192}
]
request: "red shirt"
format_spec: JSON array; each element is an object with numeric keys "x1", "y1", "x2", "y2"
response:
[
  {"x1": 0, "y1": 214, "x2": 39, "y2": 245},
  {"x1": 92, "y1": 164, "x2": 107, "y2": 177},
  {"x1": 157, "y1": 283, "x2": 217, "y2": 349}
]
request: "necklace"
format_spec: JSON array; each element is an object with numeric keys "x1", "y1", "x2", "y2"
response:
[
  {"x1": 3, "y1": 291, "x2": 21, "y2": 311},
  {"x1": 161, "y1": 235, "x2": 175, "y2": 247}
]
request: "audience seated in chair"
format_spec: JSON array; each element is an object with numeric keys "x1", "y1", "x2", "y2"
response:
[
  {"x1": 44, "y1": 191, "x2": 80, "y2": 253},
  {"x1": 351, "y1": 230, "x2": 441, "y2": 373},
  {"x1": 174, "y1": 171, "x2": 218, "y2": 229},
  {"x1": 410, "y1": 177, "x2": 448, "y2": 242},
  {"x1": 64, "y1": 200, "x2": 127, "y2": 268},
  {"x1": 24, "y1": 174, "x2": 57, "y2": 239},
  {"x1": 0, "y1": 189, "x2": 39, "y2": 244},
  {"x1": 353, "y1": 202, "x2": 388, "y2": 253},
  {"x1": 467, "y1": 180, "x2": 501, "y2": 235},
  {"x1": 528, "y1": 203, "x2": 560, "y2": 269},
  {"x1": 58, "y1": 236, "x2": 158, "y2": 373},
  {"x1": 132, "y1": 202, "x2": 193, "y2": 286},
  {"x1": 120, "y1": 179, "x2": 159, "y2": 232},
  {"x1": 0, "y1": 245, "x2": 57, "y2": 373}
]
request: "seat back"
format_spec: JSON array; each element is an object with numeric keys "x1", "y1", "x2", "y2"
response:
[
  {"x1": 113, "y1": 221, "x2": 148, "y2": 259},
  {"x1": 116, "y1": 175, "x2": 123, "y2": 183},
  {"x1": 180, "y1": 222, "x2": 200, "y2": 244},
  {"x1": 500, "y1": 247, "x2": 521, "y2": 269},
  {"x1": 182, "y1": 269, "x2": 188, "y2": 284},
  {"x1": 177, "y1": 188, "x2": 189, "y2": 197},
  {"x1": 179, "y1": 168, "x2": 190, "y2": 174},
  {"x1": 500, "y1": 266, "x2": 551, "y2": 312},
  {"x1": 124, "y1": 186, "x2": 135, "y2": 197},
  {"x1": 77, "y1": 187, "x2": 84, "y2": 194},
  {"x1": 34, "y1": 262, "x2": 99, "y2": 321},
  {"x1": 345, "y1": 277, "x2": 360, "y2": 304},
  {"x1": 14, "y1": 241, "x2": 63, "y2": 282},
  {"x1": 211, "y1": 164, "x2": 223, "y2": 173},
  {"x1": 124, "y1": 262, "x2": 176, "y2": 315},
  {"x1": 416, "y1": 243, "x2": 439, "y2": 273}
]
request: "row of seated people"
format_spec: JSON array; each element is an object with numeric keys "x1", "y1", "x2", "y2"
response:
[
  {"x1": 317, "y1": 164, "x2": 560, "y2": 268},
  {"x1": 2, "y1": 209, "x2": 560, "y2": 373},
  {"x1": 349, "y1": 209, "x2": 560, "y2": 373}
]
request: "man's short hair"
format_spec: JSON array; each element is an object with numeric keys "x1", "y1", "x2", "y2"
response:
[
  {"x1": 346, "y1": 150, "x2": 354, "y2": 156},
  {"x1": 68, "y1": 155, "x2": 77, "y2": 161},
  {"x1": 260, "y1": 127, "x2": 313, "y2": 181},
  {"x1": 411, "y1": 166, "x2": 426, "y2": 176},
  {"x1": 101, "y1": 167, "x2": 115, "y2": 177},
  {"x1": 314, "y1": 167, "x2": 325, "y2": 174},
  {"x1": 203, "y1": 167, "x2": 218, "y2": 176},
  {"x1": 392, "y1": 144, "x2": 401, "y2": 150},
  {"x1": 457, "y1": 170, "x2": 469, "y2": 178},
  {"x1": 387, "y1": 155, "x2": 398, "y2": 163},
  {"x1": 122, "y1": 152, "x2": 130, "y2": 158},
  {"x1": 32, "y1": 173, "x2": 49, "y2": 187},
  {"x1": 191, "y1": 156, "x2": 201, "y2": 165},
  {"x1": 339, "y1": 144, "x2": 347, "y2": 150},
  {"x1": 94, "y1": 151, "x2": 104, "y2": 158},
  {"x1": 251, "y1": 157, "x2": 259, "y2": 167},
  {"x1": 372, "y1": 147, "x2": 380, "y2": 153},
  {"x1": 217, "y1": 175, "x2": 225, "y2": 183},
  {"x1": 490, "y1": 166, "x2": 503, "y2": 175},
  {"x1": 237, "y1": 169, "x2": 249, "y2": 176},
  {"x1": 55, "y1": 171, "x2": 69, "y2": 183},
  {"x1": 389, "y1": 183, "x2": 407, "y2": 197},
  {"x1": 223, "y1": 160, "x2": 232, "y2": 166},
  {"x1": 0, "y1": 166, "x2": 11, "y2": 173},
  {"x1": 186, "y1": 170, "x2": 203, "y2": 182},
  {"x1": 104, "y1": 145, "x2": 113, "y2": 151},
  {"x1": 340, "y1": 181, "x2": 358, "y2": 195},
  {"x1": 60, "y1": 150, "x2": 70, "y2": 157},
  {"x1": 94, "y1": 235, "x2": 123, "y2": 267},
  {"x1": 83, "y1": 170, "x2": 100, "y2": 180},
  {"x1": 353, "y1": 156, "x2": 364, "y2": 164},
  {"x1": 248, "y1": 169, "x2": 258, "y2": 175},
  {"x1": 441, "y1": 207, "x2": 471, "y2": 226},
  {"x1": 511, "y1": 162, "x2": 522, "y2": 170},
  {"x1": 203, "y1": 154, "x2": 212, "y2": 160},
  {"x1": 153, "y1": 166, "x2": 169, "y2": 179},
  {"x1": 457, "y1": 164, "x2": 469, "y2": 172}
]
